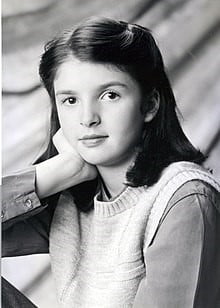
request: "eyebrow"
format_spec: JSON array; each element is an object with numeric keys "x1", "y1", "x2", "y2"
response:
[
  {"x1": 55, "y1": 82, "x2": 128, "y2": 96},
  {"x1": 56, "y1": 90, "x2": 77, "y2": 96},
  {"x1": 98, "y1": 82, "x2": 128, "y2": 90}
]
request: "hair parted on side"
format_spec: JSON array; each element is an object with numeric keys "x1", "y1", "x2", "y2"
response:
[{"x1": 39, "y1": 16, "x2": 205, "y2": 210}]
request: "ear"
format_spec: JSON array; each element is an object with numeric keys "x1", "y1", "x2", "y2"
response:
[{"x1": 144, "y1": 89, "x2": 160, "y2": 123}]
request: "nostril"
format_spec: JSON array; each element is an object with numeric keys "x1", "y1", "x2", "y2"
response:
[{"x1": 80, "y1": 118, "x2": 101, "y2": 127}]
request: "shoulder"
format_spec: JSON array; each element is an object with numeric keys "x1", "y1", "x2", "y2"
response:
[
  {"x1": 161, "y1": 179, "x2": 220, "y2": 226},
  {"x1": 151, "y1": 161, "x2": 220, "y2": 232},
  {"x1": 156, "y1": 161, "x2": 220, "y2": 215},
  {"x1": 169, "y1": 180, "x2": 219, "y2": 206},
  {"x1": 169, "y1": 179, "x2": 219, "y2": 209},
  {"x1": 148, "y1": 179, "x2": 220, "y2": 252}
]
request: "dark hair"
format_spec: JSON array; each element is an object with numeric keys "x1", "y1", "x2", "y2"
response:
[{"x1": 39, "y1": 17, "x2": 205, "y2": 209}]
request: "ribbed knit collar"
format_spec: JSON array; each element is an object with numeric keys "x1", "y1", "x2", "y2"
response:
[{"x1": 94, "y1": 186, "x2": 147, "y2": 217}]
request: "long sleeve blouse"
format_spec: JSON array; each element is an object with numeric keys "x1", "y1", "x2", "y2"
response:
[{"x1": 2, "y1": 165, "x2": 220, "y2": 307}]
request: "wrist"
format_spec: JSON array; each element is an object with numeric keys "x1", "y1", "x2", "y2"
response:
[{"x1": 35, "y1": 152, "x2": 86, "y2": 198}]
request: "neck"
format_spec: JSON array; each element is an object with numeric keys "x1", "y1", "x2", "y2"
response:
[{"x1": 97, "y1": 157, "x2": 134, "y2": 199}]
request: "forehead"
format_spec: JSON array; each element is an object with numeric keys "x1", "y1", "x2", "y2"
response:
[{"x1": 54, "y1": 57, "x2": 140, "y2": 91}]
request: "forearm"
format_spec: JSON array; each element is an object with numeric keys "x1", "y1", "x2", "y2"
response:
[
  {"x1": 2, "y1": 151, "x2": 96, "y2": 226},
  {"x1": 36, "y1": 152, "x2": 94, "y2": 198},
  {"x1": 2, "y1": 168, "x2": 59, "y2": 256},
  {"x1": 2, "y1": 194, "x2": 59, "y2": 256},
  {"x1": 2, "y1": 133, "x2": 97, "y2": 254},
  {"x1": 2, "y1": 166, "x2": 44, "y2": 228}
]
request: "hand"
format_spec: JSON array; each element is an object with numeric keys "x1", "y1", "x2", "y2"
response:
[
  {"x1": 52, "y1": 128, "x2": 97, "y2": 182},
  {"x1": 35, "y1": 129, "x2": 97, "y2": 198}
]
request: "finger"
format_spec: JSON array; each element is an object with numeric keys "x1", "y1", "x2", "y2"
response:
[{"x1": 53, "y1": 128, "x2": 75, "y2": 154}]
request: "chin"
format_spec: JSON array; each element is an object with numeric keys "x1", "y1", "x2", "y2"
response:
[
  {"x1": 81, "y1": 152, "x2": 134, "y2": 169},
  {"x1": 78, "y1": 143, "x2": 136, "y2": 167},
  {"x1": 81, "y1": 154, "x2": 111, "y2": 166}
]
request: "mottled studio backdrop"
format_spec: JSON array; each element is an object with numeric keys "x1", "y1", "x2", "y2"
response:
[{"x1": 2, "y1": 0, "x2": 220, "y2": 307}]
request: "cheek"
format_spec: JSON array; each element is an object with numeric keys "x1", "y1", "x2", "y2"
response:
[{"x1": 110, "y1": 106, "x2": 144, "y2": 136}]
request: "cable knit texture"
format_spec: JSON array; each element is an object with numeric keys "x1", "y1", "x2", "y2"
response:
[{"x1": 49, "y1": 162, "x2": 220, "y2": 307}]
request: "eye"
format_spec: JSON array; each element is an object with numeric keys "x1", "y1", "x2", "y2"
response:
[
  {"x1": 101, "y1": 91, "x2": 120, "y2": 102},
  {"x1": 61, "y1": 97, "x2": 77, "y2": 105}
]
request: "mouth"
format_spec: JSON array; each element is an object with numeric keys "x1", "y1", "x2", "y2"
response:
[
  {"x1": 79, "y1": 134, "x2": 108, "y2": 141},
  {"x1": 78, "y1": 134, "x2": 108, "y2": 147}
]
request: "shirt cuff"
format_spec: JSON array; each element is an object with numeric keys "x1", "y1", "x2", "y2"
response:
[{"x1": 2, "y1": 166, "x2": 47, "y2": 224}]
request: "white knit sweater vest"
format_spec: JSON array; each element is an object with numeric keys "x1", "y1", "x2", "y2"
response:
[{"x1": 49, "y1": 162, "x2": 220, "y2": 307}]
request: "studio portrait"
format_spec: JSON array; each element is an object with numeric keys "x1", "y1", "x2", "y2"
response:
[{"x1": 2, "y1": 0, "x2": 220, "y2": 307}]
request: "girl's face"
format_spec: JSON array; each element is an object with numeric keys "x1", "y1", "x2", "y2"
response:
[{"x1": 54, "y1": 57, "x2": 146, "y2": 167}]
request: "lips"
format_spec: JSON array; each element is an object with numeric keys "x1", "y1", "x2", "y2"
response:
[
  {"x1": 79, "y1": 134, "x2": 108, "y2": 141},
  {"x1": 78, "y1": 134, "x2": 108, "y2": 147}
]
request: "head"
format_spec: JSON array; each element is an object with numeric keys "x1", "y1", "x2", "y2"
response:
[{"x1": 39, "y1": 17, "x2": 204, "y2": 192}]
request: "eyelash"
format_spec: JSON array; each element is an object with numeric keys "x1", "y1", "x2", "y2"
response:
[
  {"x1": 100, "y1": 90, "x2": 120, "y2": 101},
  {"x1": 60, "y1": 90, "x2": 120, "y2": 105},
  {"x1": 61, "y1": 97, "x2": 77, "y2": 105}
]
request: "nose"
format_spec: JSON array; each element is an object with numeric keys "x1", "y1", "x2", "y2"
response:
[{"x1": 80, "y1": 104, "x2": 101, "y2": 128}]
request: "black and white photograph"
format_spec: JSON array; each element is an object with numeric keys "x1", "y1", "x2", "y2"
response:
[{"x1": 2, "y1": 0, "x2": 220, "y2": 307}]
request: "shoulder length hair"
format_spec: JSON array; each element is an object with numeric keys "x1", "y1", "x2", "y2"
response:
[{"x1": 39, "y1": 17, "x2": 205, "y2": 209}]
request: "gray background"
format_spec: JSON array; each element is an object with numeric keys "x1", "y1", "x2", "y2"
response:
[{"x1": 2, "y1": 0, "x2": 220, "y2": 306}]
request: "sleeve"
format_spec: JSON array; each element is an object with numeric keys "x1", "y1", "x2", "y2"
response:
[
  {"x1": 2, "y1": 166, "x2": 59, "y2": 257},
  {"x1": 133, "y1": 190, "x2": 220, "y2": 308},
  {"x1": 2, "y1": 166, "x2": 47, "y2": 230}
]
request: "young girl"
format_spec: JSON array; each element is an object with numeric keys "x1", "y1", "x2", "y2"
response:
[{"x1": 2, "y1": 17, "x2": 220, "y2": 307}]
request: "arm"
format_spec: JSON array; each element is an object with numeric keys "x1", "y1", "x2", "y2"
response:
[
  {"x1": 2, "y1": 167, "x2": 59, "y2": 256},
  {"x1": 2, "y1": 129, "x2": 97, "y2": 256},
  {"x1": 2, "y1": 166, "x2": 47, "y2": 230},
  {"x1": 2, "y1": 129, "x2": 97, "y2": 226},
  {"x1": 133, "y1": 182, "x2": 220, "y2": 308}
]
